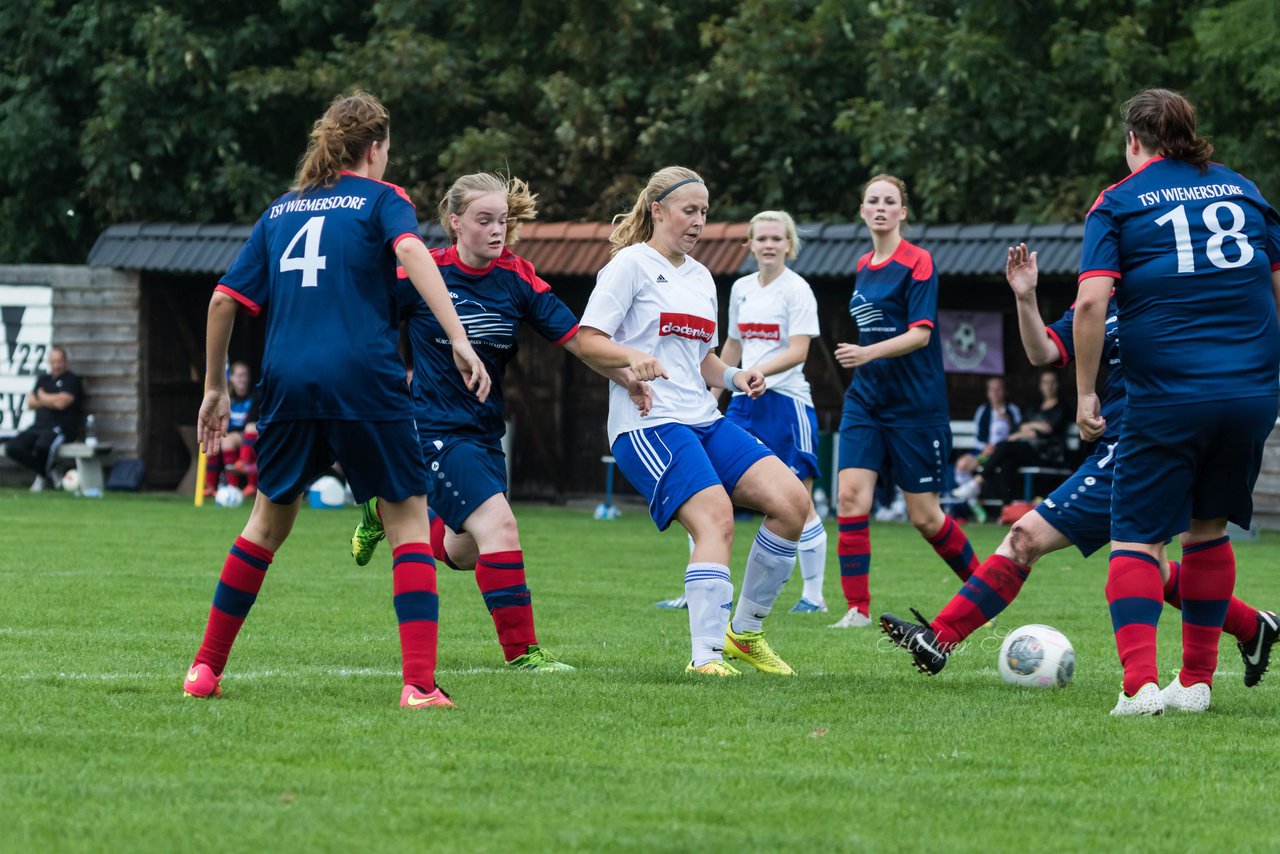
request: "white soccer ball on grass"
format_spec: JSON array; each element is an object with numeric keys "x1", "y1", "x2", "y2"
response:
[
  {"x1": 215, "y1": 484, "x2": 245, "y2": 508},
  {"x1": 998, "y1": 624, "x2": 1075, "y2": 688}
]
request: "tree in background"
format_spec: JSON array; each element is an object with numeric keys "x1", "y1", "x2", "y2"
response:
[{"x1": 2, "y1": 0, "x2": 1277, "y2": 263}]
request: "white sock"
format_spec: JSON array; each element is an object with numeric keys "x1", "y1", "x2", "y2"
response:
[
  {"x1": 685, "y1": 563, "x2": 733, "y2": 665},
  {"x1": 732, "y1": 526, "x2": 799, "y2": 633},
  {"x1": 797, "y1": 518, "x2": 827, "y2": 604}
]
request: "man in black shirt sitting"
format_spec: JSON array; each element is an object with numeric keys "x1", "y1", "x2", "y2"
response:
[{"x1": 6, "y1": 346, "x2": 84, "y2": 489}]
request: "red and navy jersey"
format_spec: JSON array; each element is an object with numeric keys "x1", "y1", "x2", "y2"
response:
[
  {"x1": 400, "y1": 246, "x2": 579, "y2": 440},
  {"x1": 844, "y1": 240, "x2": 948, "y2": 425},
  {"x1": 1047, "y1": 296, "x2": 1124, "y2": 441},
  {"x1": 1080, "y1": 157, "x2": 1280, "y2": 405},
  {"x1": 217, "y1": 172, "x2": 421, "y2": 426},
  {"x1": 228, "y1": 391, "x2": 260, "y2": 432}
]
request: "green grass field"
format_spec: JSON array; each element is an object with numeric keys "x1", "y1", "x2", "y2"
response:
[{"x1": 2, "y1": 490, "x2": 1278, "y2": 852}]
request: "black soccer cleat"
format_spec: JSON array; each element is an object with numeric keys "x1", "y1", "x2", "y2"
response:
[
  {"x1": 879, "y1": 608, "x2": 949, "y2": 676},
  {"x1": 1239, "y1": 610, "x2": 1280, "y2": 687}
]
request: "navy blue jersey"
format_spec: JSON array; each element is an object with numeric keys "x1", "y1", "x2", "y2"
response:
[
  {"x1": 844, "y1": 240, "x2": 948, "y2": 425},
  {"x1": 401, "y1": 246, "x2": 579, "y2": 440},
  {"x1": 1046, "y1": 296, "x2": 1124, "y2": 441},
  {"x1": 228, "y1": 391, "x2": 260, "y2": 432},
  {"x1": 218, "y1": 172, "x2": 421, "y2": 426},
  {"x1": 1080, "y1": 157, "x2": 1280, "y2": 405}
]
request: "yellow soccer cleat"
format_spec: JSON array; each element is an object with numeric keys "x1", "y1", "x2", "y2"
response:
[
  {"x1": 724, "y1": 627, "x2": 796, "y2": 675},
  {"x1": 685, "y1": 659, "x2": 742, "y2": 677}
]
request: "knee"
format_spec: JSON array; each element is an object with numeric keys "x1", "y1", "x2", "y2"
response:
[
  {"x1": 837, "y1": 481, "x2": 869, "y2": 516},
  {"x1": 489, "y1": 513, "x2": 520, "y2": 550},
  {"x1": 908, "y1": 505, "x2": 944, "y2": 537},
  {"x1": 1005, "y1": 519, "x2": 1042, "y2": 565}
]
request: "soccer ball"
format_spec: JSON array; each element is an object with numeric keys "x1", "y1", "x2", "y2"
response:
[
  {"x1": 998, "y1": 624, "x2": 1075, "y2": 688},
  {"x1": 214, "y1": 484, "x2": 244, "y2": 508},
  {"x1": 61, "y1": 468, "x2": 81, "y2": 493}
]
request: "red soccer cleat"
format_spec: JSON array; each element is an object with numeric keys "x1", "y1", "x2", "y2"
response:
[
  {"x1": 399, "y1": 684, "x2": 454, "y2": 709},
  {"x1": 183, "y1": 663, "x2": 222, "y2": 698}
]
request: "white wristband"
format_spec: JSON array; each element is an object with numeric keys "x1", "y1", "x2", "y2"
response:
[{"x1": 723, "y1": 366, "x2": 742, "y2": 390}]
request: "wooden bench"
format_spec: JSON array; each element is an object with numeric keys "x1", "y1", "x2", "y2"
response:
[
  {"x1": 0, "y1": 438, "x2": 113, "y2": 495},
  {"x1": 950, "y1": 419, "x2": 1079, "y2": 502}
]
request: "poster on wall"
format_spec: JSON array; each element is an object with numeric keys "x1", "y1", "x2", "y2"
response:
[
  {"x1": 0, "y1": 285, "x2": 53, "y2": 434},
  {"x1": 939, "y1": 310, "x2": 1004, "y2": 375}
]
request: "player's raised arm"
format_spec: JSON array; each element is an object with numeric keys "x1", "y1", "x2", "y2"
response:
[{"x1": 1007, "y1": 244, "x2": 1062, "y2": 367}]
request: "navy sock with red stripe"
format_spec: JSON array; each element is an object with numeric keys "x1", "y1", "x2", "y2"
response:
[
  {"x1": 925, "y1": 516, "x2": 978, "y2": 581},
  {"x1": 1107, "y1": 549, "x2": 1163, "y2": 697},
  {"x1": 932, "y1": 554, "x2": 1031, "y2": 648},
  {"x1": 1178, "y1": 536, "x2": 1235, "y2": 687},
  {"x1": 393, "y1": 543, "x2": 439, "y2": 692},
  {"x1": 476, "y1": 550, "x2": 535, "y2": 660},
  {"x1": 836, "y1": 515, "x2": 870, "y2": 615},
  {"x1": 194, "y1": 536, "x2": 274, "y2": 674}
]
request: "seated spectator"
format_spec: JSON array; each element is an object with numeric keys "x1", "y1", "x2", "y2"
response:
[
  {"x1": 955, "y1": 376, "x2": 1022, "y2": 483},
  {"x1": 204, "y1": 361, "x2": 260, "y2": 498},
  {"x1": 5, "y1": 346, "x2": 84, "y2": 491},
  {"x1": 955, "y1": 370, "x2": 1068, "y2": 506}
]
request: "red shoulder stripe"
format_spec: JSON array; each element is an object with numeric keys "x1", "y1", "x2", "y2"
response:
[{"x1": 496, "y1": 248, "x2": 551, "y2": 293}]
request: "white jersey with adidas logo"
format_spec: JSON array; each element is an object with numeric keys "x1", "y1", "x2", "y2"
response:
[
  {"x1": 727, "y1": 267, "x2": 819, "y2": 406},
  {"x1": 582, "y1": 242, "x2": 721, "y2": 445}
]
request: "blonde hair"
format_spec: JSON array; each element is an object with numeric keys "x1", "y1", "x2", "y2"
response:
[
  {"x1": 748, "y1": 210, "x2": 800, "y2": 260},
  {"x1": 437, "y1": 173, "x2": 538, "y2": 246},
  {"x1": 608, "y1": 166, "x2": 705, "y2": 257},
  {"x1": 292, "y1": 90, "x2": 390, "y2": 192}
]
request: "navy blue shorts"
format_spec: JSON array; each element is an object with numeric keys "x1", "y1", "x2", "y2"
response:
[
  {"x1": 1033, "y1": 439, "x2": 1118, "y2": 557},
  {"x1": 837, "y1": 400, "x2": 950, "y2": 494},
  {"x1": 725, "y1": 391, "x2": 820, "y2": 481},
  {"x1": 420, "y1": 434, "x2": 507, "y2": 532},
  {"x1": 255, "y1": 419, "x2": 427, "y2": 505},
  {"x1": 611, "y1": 418, "x2": 774, "y2": 531},
  {"x1": 1112, "y1": 396, "x2": 1278, "y2": 543}
]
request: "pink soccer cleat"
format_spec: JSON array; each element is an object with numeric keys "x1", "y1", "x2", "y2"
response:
[
  {"x1": 183, "y1": 663, "x2": 222, "y2": 698},
  {"x1": 399, "y1": 684, "x2": 454, "y2": 709}
]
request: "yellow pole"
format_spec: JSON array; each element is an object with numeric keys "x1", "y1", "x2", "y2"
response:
[
  {"x1": 194, "y1": 446, "x2": 207, "y2": 507},
  {"x1": 194, "y1": 375, "x2": 208, "y2": 507}
]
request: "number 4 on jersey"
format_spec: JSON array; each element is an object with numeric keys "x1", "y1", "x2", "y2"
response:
[{"x1": 280, "y1": 216, "x2": 327, "y2": 287}]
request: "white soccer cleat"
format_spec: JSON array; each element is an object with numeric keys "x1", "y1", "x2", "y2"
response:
[
  {"x1": 949, "y1": 479, "x2": 981, "y2": 501},
  {"x1": 1109, "y1": 682, "x2": 1164, "y2": 716},
  {"x1": 829, "y1": 608, "x2": 873, "y2": 629},
  {"x1": 1160, "y1": 676, "x2": 1211, "y2": 713}
]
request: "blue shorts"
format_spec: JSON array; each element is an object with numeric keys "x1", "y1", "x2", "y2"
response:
[
  {"x1": 725, "y1": 391, "x2": 820, "y2": 481},
  {"x1": 255, "y1": 419, "x2": 427, "y2": 505},
  {"x1": 420, "y1": 434, "x2": 507, "y2": 532},
  {"x1": 1033, "y1": 439, "x2": 1118, "y2": 557},
  {"x1": 837, "y1": 401, "x2": 950, "y2": 494},
  {"x1": 1112, "y1": 396, "x2": 1278, "y2": 543},
  {"x1": 611, "y1": 418, "x2": 774, "y2": 531}
]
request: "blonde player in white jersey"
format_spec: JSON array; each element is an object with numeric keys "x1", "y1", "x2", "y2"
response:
[
  {"x1": 655, "y1": 211, "x2": 828, "y2": 614},
  {"x1": 577, "y1": 166, "x2": 811, "y2": 677}
]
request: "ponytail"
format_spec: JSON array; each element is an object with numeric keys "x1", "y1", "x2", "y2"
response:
[
  {"x1": 292, "y1": 90, "x2": 391, "y2": 192},
  {"x1": 1123, "y1": 88, "x2": 1213, "y2": 169},
  {"x1": 608, "y1": 166, "x2": 704, "y2": 257}
]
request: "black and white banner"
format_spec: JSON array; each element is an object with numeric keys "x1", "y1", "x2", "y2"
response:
[{"x1": 0, "y1": 285, "x2": 53, "y2": 434}]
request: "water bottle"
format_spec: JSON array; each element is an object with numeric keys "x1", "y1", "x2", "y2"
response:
[{"x1": 84, "y1": 414, "x2": 98, "y2": 448}]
